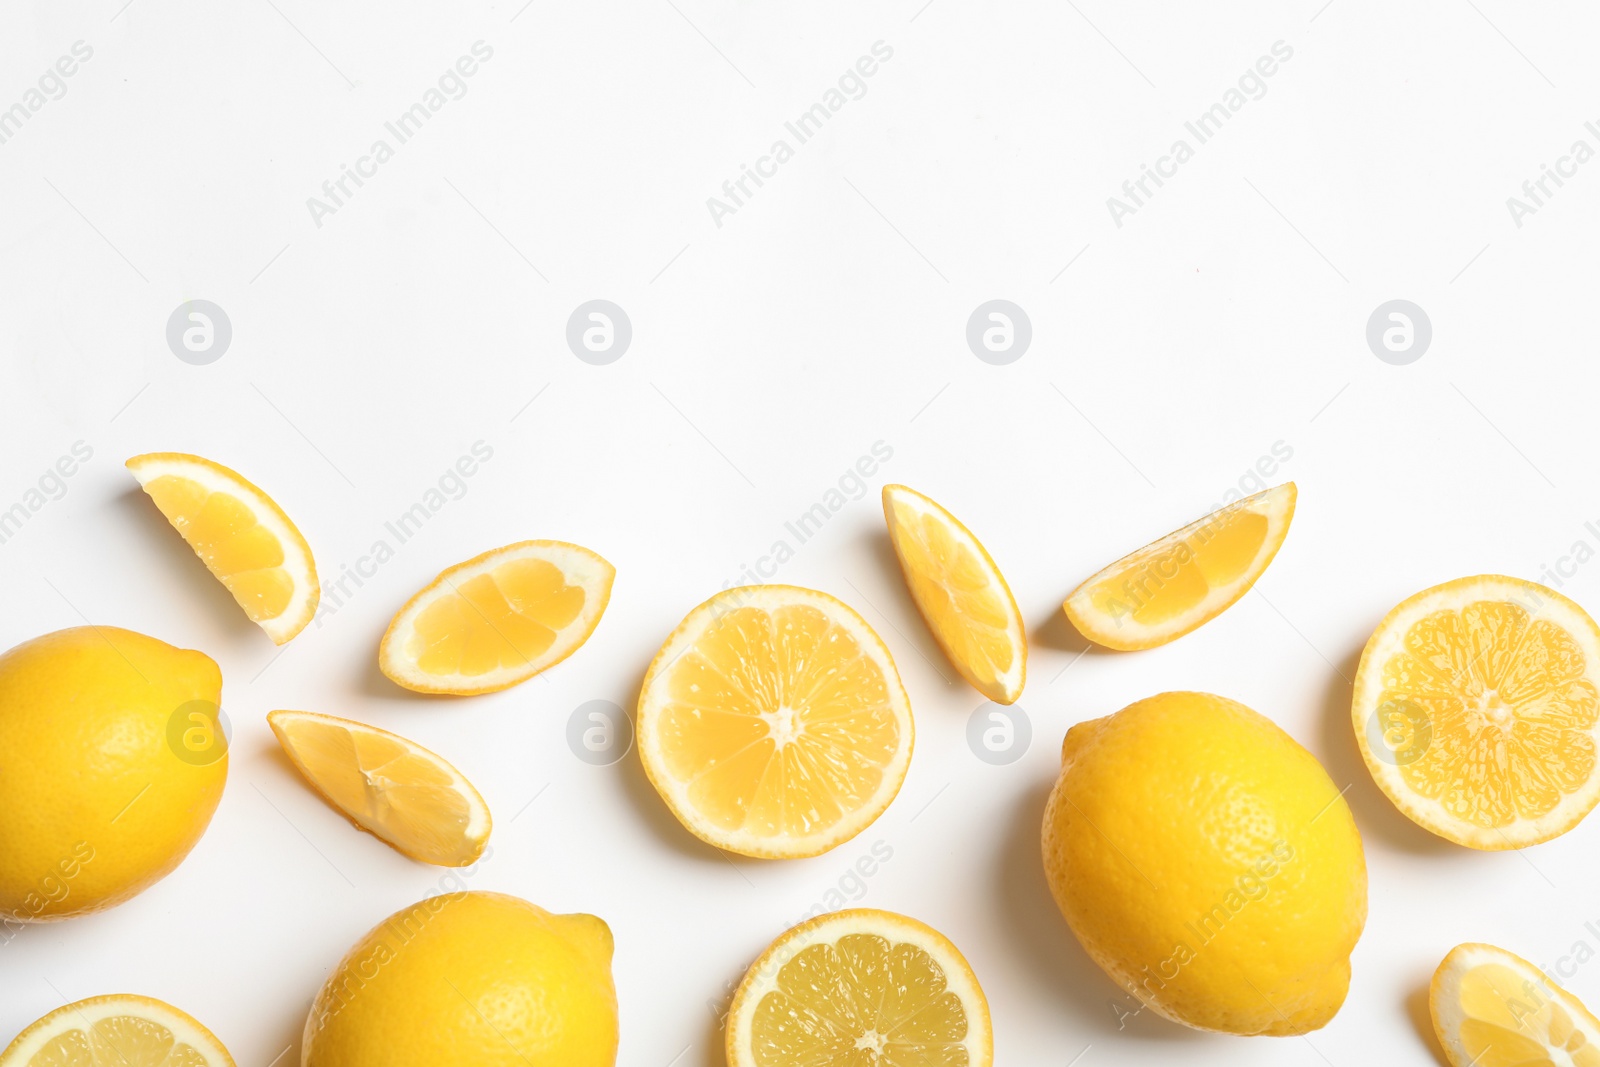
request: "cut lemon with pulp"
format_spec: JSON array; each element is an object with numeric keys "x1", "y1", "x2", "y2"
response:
[
  {"x1": 1432, "y1": 942, "x2": 1600, "y2": 1067},
  {"x1": 882, "y1": 484, "x2": 1025, "y2": 704},
  {"x1": 127, "y1": 452, "x2": 319, "y2": 644},
  {"x1": 726, "y1": 908, "x2": 992, "y2": 1067},
  {"x1": 0, "y1": 994, "x2": 235, "y2": 1067},
  {"x1": 637, "y1": 585, "x2": 913, "y2": 859},
  {"x1": 1353, "y1": 575, "x2": 1600, "y2": 849},
  {"x1": 268, "y1": 709, "x2": 490, "y2": 866},
  {"x1": 380, "y1": 540, "x2": 614, "y2": 695},
  {"x1": 1064, "y1": 482, "x2": 1296, "y2": 651}
]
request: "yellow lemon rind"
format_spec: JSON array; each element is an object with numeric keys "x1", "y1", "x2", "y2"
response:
[
  {"x1": 1042, "y1": 690, "x2": 1366, "y2": 1037},
  {"x1": 1063, "y1": 482, "x2": 1296, "y2": 651},
  {"x1": 725, "y1": 908, "x2": 993, "y2": 1067},
  {"x1": 1352, "y1": 574, "x2": 1600, "y2": 850},
  {"x1": 378, "y1": 539, "x2": 615, "y2": 696},
  {"x1": 126, "y1": 452, "x2": 320, "y2": 645},
  {"x1": 636, "y1": 585, "x2": 914, "y2": 860},
  {"x1": 1431, "y1": 942, "x2": 1600, "y2": 1067},
  {"x1": 882, "y1": 484, "x2": 1027, "y2": 704},
  {"x1": 0, "y1": 994, "x2": 237, "y2": 1067},
  {"x1": 267, "y1": 709, "x2": 491, "y2": 867}
]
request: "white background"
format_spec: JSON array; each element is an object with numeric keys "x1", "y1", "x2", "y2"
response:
[{"x1": 3, "y1": 1, "x2": 1600, "y2": 1064}]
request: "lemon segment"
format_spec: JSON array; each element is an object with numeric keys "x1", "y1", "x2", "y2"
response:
[
  {"x1": 1063, "y1": 483, "x2": 1295, "y2": 651},
  {"x1": 882, "y1": 485, "x2": 1026, "y2": 703},
  {"x1": 637, "y1": 586, "x2": 913, "y2": 859},
  {"x1": 126, "y1": 452, "x2": 320, "y2": 645},
  {"x1": 379, "y1": 540, "x2": 614, "y2": 695},
  {"x1": 0, "y1": 994, "x2": 235, "y2": 1067},
  {"x1": 268, "y1": 710, "x2": 490, "y2": 867},
  {"x1": 726, "y1": 909, "x2": 992, "y2": 1067},
  {"x1": 1352, "y1": 575, "x2": 1600, "y2": 849},
  {"x1": 1432, "y1": 943, "x2": 1600, "y2": 1067}
]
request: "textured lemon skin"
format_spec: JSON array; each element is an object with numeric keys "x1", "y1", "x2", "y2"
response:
[
  {"x1": 1042, "y1": 692, "x2": 1367, "y2": 1035},
  {"x1": 0, "y1": 626, "x2": 227, "y2": 922},
  {"x1": 303, "y1": 892, "x2": 618, "y2": 1067}
]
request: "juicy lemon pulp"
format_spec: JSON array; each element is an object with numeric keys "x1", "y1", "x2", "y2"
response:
[
  {"x1": 142, "y1": 474, "x2": 293, "y2": 622},
  {"x1": 1065, "y1": 483, "x2": 1295, "y2": 651},
  {"x1": 1086, "y1": 506, "x2": 1268, "y2": 627},
  {"x1": 751, "y1": 932, "x2": 971, "y2": 1064},
  {"x1": 381, "y1": 540, "x2": 613, "y2": 695},
  {"x1": 1433, "y1": 944, "x2": 1600, "y2": 1067},
  {"x1": 1455, "y1": 963, "x2": 1599, "y2": 1067},
  {"x1": 881, "y1": 485, "x2": 1024, "y2": 704},
  {"x1": 1378, "y1": 600, "x2": 1598, "y2": 830},
  {"x1": 26, "y1": 1016, "x2": 210, "y2": 1067},
  {"x1": 269, "y1": 711, "x2": 488, "y2": 866},
  {"x1": 0, "y1": 996, "x2": 234, "y2": 1067},
  {"x1": 656, "y1": 603, "x2": 900, "y2": 839},
  {"x1": 407, "y1": 557, "x2": 585, "y2": 677},
  {"x1": 888, "y1": 507, "x2": 1014, "y2": 687}
]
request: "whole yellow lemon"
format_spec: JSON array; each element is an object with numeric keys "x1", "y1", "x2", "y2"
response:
[
  {"x1": 1041, "y1": 691, "x2": 1366, "y2": 1035},
  {"x1": 0, "y1": 626, "x2": 227, "y2": 922},
  {"x1": 303, "y1": 891, "x2": 618, "y2": 1067}
]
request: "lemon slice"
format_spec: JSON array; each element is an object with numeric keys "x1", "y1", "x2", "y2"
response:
[
  {"x1": 379, "y1": 540, "x2": 614, "y2": 695},
  {"x1": 1064, "y1": 482, "x2": 1296, "y2": 651},
  {"x1": 637, "y1": 585, "x2": 913, "y2": 859},
  {"x1": 1432, "y1": 942, "x2": 1600, "y2": 1067},
  {"x1": 268, "y1": 709, "x2": 491, "y2": 866},
  {"x1": 882, "y1": 484, "x2": 1026, "y2": 703},
  {"x1": 726, "y1": 908, "x2": 993, "y2": 1067},
  {"x1": 127, "y1": 452, "x2": 320, "y2": 644},
  {"x1": 1353, "y1": 575, "x2": 1600, "y2": 849},
  {"x1": 0, "y1": 994, "x2": 235, "y2": 1067}
]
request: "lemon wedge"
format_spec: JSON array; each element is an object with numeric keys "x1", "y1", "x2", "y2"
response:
[
  {"x1": 1432, "y1": 942, "x2": 1600, "y2": 1067},
  {"x1": 1064, "y1": 483, "x2": 1295, "y2": 650},
  {"x1": 882, "y1": 484, "x2": 1025, "y2": 703},
  {"x1": 379, "y1": 540, "x2": 613, "y2": 695},
  {"x1": 127, "y1": 452, "x2": 319, "y2": 644},
  {"x1": 269, "y1": 709, "x2": 490, "y2": 866}
]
